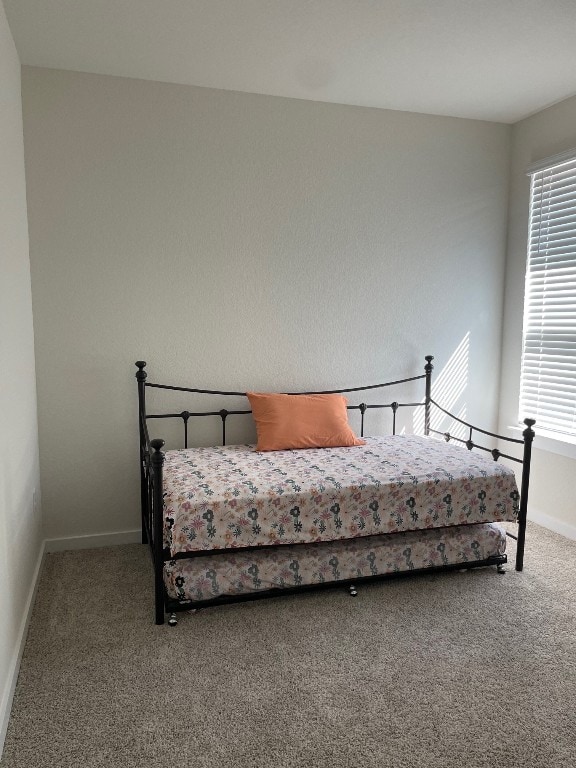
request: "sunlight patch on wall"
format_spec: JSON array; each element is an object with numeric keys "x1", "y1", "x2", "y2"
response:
[{"x1": 414, "y1": 332, "x2": 470, "y2": 439}]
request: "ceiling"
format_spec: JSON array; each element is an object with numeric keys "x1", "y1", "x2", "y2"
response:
[{"x1": 5, "y1": 0, "x2": 576, "y2": 123}]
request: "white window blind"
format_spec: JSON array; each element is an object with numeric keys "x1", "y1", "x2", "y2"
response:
[{"x1": 520, "y1": 152, "x2": 576, "y2": 438}]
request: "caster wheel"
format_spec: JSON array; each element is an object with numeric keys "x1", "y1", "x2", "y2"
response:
[
  {"x1": 168, "y1": 613, "x2": 178, "y2": 626},
  {"x1": 349, "y1": 585, "x2": 358, "y2": 597}
]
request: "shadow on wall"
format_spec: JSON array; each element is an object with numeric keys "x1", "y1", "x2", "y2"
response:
[{"x1": 413, "y1": 333, "x2": 470, "y2": 439}]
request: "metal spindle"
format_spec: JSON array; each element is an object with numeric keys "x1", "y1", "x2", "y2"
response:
[
  {"x1": 220, "y1": 409, "x2": 228, "y2": 445},
  {"x1": 391, "y1": 402, "x2": 398, "y2": 435},
  {"x1": 424, "y1": 355, "x2": 434, "y2": 436},
  {"x1": 359, "y1": 403, "x2": 367, "y2": 437},
  {"x1": 182, "y1": 411, "x2": 190, "y2": 449}
]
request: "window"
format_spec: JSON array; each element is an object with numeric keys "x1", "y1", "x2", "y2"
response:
[{"x1": 520, "y1": 151, "x2": 576, "y2": 439}]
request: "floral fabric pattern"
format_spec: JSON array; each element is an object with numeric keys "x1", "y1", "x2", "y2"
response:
[
  {"x1": 163, "y1": 435, "x2": 519, "y2": 555},
  {"x1": 164, "y1": 522, "x2": 507, "y2": 602}
]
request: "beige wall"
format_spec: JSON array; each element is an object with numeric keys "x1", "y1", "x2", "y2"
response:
[
  {"x1": 500, "y1": 94, "x2": 576, "y2": 535},
  {"x1": 21, "y1": 67, "x2": 511, "y2": 541},
  {"x1": 0, "y1": 1, "x2": 42, "y2": 749}
]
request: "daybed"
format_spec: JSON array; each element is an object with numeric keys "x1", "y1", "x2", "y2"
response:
[{"x1": 136, "y1": 356, "x2": 535, "y2": 625}]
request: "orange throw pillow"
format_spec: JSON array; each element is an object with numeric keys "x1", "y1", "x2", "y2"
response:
[{"x1": 246, "y1": 392, "x2": 366, "y2": 452}]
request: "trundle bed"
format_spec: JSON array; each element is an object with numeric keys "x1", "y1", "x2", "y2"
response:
[{"x1": 136, "y1": 356, "x2": 535, "y2": 625}]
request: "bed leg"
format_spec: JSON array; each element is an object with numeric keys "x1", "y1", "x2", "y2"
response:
[
  {"x1": 168, "y1": 613, "x2": 178, "y2": 627},
  {"x1": 155, "y1": 602, "x2": 165, "y2": 625},
  {"x1": 516, "y1": 418, "x2": 535, "y2": 572},
  {"x1": 349, "y1": 584, "x2": 358, "y2": 597},
  {"x1": 497, "y1": 564, "x2": 506, "y2": 574},
  {"x1": 136, "y1": 361, "x2": 149, "y2": 545},
  {"x1": 151, "y1": 439, "x2": 166, "y2": 626}
]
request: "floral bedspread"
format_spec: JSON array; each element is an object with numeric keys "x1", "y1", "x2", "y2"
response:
[{"x1": 163, "y1": 435, "x2": 519, "y2": 556}]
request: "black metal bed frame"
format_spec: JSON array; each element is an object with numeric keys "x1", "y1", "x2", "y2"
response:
[{"x1": 136, "y1": 356, "x2": 535, "y2": 625}]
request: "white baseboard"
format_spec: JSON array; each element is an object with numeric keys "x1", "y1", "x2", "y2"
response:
[
  {"x1": 0, "y1": 540, "x2": 45, "y2": 759},
  {"x1": 44, "y1": 529, "x2": 141, "y2": 553},
  {"x1": 528, "y1": 508, "x2": 576, "y2": 541}
]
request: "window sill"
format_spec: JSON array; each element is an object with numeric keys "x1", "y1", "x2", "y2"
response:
[{"x1": 507, "y1": 425, "x2": 576, "y2": 460}]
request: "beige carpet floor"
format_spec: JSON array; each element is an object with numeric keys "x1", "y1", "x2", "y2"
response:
[{"x1": 2, "y1": 522, "x2": 576, "y2": 767}]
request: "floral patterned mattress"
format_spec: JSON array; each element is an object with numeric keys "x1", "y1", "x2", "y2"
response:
[
  {"x1": 164, "y1": 522, "x2": 507, "y2": 603},
  {"x1": 163, "y1": 435, "x2": 519, "y2": 556}
]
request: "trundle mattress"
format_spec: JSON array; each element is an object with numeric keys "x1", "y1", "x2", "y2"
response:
[{"x1": 164, "y1": 522, "x2": 507, "y2": 603}]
